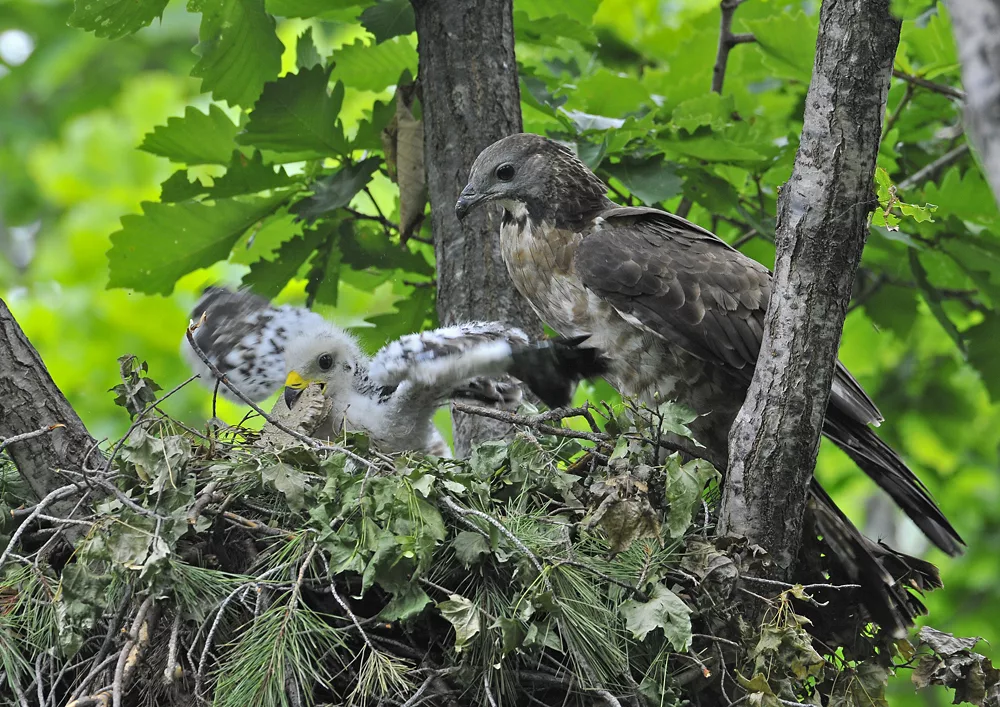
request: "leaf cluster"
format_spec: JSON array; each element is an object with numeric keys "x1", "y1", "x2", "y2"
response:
[{"x1": 2, "y1": 367, "x2": 991, "y2": 707}]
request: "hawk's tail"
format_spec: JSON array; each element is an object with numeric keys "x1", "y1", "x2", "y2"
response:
[
  {"x1": 804, "y1": 481, "x2": 942, "y2": 639},
  {"x1": 822, "y1": 406, "x2": 964, "y2": 557}
]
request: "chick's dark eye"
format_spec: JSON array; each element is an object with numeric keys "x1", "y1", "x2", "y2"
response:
[
  {"x1": 318, "y1": 354, "x2": 334, "y2": 371},
  {"x1": 495, "y1": 163, "x2": 515, "y2": 181}
]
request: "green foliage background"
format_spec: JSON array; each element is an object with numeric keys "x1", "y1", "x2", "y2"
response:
[{"x1": 0, "y1": 0, "x2": 996, "y2": 703}]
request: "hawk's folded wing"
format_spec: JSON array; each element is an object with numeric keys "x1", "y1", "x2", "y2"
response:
[{"x1": 574, "y1": 206, "x2": 883, "y2": 427}]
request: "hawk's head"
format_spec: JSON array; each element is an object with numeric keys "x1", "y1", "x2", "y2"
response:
[
  {"x1": 282, "y1": 325, "x2": 363, "y2": 409},
  {"x1": 456, "y1": 133, "x2": 609, "y2": 226}
]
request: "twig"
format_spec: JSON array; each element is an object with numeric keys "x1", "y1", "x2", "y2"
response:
[
  {"x1": 882, "y1": 83, "x2": 914, "y2": 140},
  {"x1": 164, "y1": 612, "x2": 182, "y2": 685},
  {"x1": 483, "y1": 671, "x2": 499, "y2": 707},
  {"x1": 441, "y1": 495, "x2": 547, "y2": 579},
  {"x1": 741, "y1": 576, "x2": 861, "y2": 592},
  {"x1": 188, "y1": 480, "x2": 219, "y2": 525},
  {"x1": 892, "y1": 69, "x2": 966, "y2": 101},
  {"x1": 0, "y1": 424, "x2": 65, "y2": 454},
  {"x1": 897, "y1": 143, "x2": 971, "y2": 191},
  {"x1": 345, "y1": 206, "x2": 399, "y2": 233},
  {"x1": 185, "y1": 321, "x2": 380, "y2": 473},
  {"x1": 112, "y1": 596, "x2": 157, "y2": 707},
  {"x1": 712, "y1": 0, "x2": 756, "y2": 94},
  {"x1": 731, "y1": 229, "x2": 758, "y2": 249},
  {"x1": 401, "y1": 674, "x2": 437, "y2": 707},
  {"x1": 0, "y1": 484, "x2": 78, "y2": 568},
  {"x1": 451, "y1": 402, "x2": 611, "y2": 446}
]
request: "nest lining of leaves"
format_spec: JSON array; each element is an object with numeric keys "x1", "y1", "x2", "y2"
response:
[{"x1": 0, "y1": 366, "x2": 993, "y2": 707}]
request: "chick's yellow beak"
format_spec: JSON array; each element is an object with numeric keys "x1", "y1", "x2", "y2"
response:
[{"x1": 283, "y1": 371, "x2": 310, "y2": 408}]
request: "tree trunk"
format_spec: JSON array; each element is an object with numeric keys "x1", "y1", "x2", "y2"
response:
[
  {"x1": 0, "y1": 298, "x2": 99, "y2": 514},
  {"x1": 718, "y1": 0, "x2": 901, "y2": 573},
  {"x1": 411, "y1": 0, "x2": 543, "y2": 456},
  {"x1": 948, "y1": 0, "x2": 1000, "y2": 206}
]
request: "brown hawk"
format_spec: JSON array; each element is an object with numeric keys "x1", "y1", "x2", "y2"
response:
[{"x1": 456, "y1": 133, "x2": 962, "y2": 636}]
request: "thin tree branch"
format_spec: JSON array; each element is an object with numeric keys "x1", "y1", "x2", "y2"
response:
[
  {"x1": 712, "y1": 0, "x2": 757, "y2": 94},
  {"x1": 892, "y1": 69, "x2": 966, "y2": 101},
  {"x1": 897, "y1": 142, "x2": 971, "y2": 191}
]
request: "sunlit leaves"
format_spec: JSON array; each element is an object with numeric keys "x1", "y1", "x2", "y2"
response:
[
  {"x1": 238, "y1": 67, "x2": 349, "y2": 158},
  {"x1": 190, "y1": 0, "x2": 283, "y2": 107},
  {"x1": 140, "y1": 105, "x2": 240, "y2": 165},
  {"x1": 69, "y1": 0, "x2": 169, "y2": 39},
  {"x1": 107, "y1": 193, "x2": 287, "y2": 295},
  {"x1": 209, "y1": 151, "x2": 296, "y2": 199},
  {"x1": 330, "y1": 37, "x2": 417, "y2": 92}
]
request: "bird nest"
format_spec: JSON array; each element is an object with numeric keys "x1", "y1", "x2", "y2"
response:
[{"x1": 0, "y1": 361, "x2": 992, "y2": 707}]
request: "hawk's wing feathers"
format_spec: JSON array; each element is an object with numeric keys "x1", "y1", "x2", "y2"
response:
[{"x1": 575, "y1": 206, "x2": 884, "y2": 427}]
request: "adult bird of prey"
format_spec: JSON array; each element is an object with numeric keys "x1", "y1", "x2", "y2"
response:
[
  {"x1": 182, "y1": 287, "x2": 605, "y2": 457},
  {"x1": 456, "y1": 133, "x2": 963, "y2": 636}
]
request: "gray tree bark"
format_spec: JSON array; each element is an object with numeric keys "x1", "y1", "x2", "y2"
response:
[
  {"x1": 0, "y1": 298, "x2": 98, "y2": 514},
  {"x1": 948, "y1": 0, "x2": 1000, "y2": 206},
  {"x1": 411, "y1": 0, "x2": 543, "y2": 456},
  {"x1": 717, "y1": 0, "x2": 901, "y2": 573}
]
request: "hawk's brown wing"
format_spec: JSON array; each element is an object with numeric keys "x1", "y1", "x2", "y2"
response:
[
  {"x1": 574, "y1": 206, "x2": 882, "y2": 426},
  {"x1": 575, "y1": 206, "x2": 771, "y2": 375}
]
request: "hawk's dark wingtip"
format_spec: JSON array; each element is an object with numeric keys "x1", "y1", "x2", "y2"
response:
[{"x1": 509, "y1": 336, "x2": 609, "y2": 409}]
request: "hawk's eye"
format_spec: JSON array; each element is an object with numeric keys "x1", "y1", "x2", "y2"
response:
[
  {"x1": 318, "y1": 353, "x2": 334, "y2": 371},
  {"x1": 495, "y1": 163, "x2": 515, "y2": 181}
]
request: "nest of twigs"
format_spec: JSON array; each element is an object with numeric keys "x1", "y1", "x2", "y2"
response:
[{"x1": 1, "y1": 359, "x2": 986, "y2": 707}]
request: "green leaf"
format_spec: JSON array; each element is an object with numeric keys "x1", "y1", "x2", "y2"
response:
[
  {"x1": 671, "y1": 93, "x2": 736, "y2": 133},
  {"x1": 742, "y1": 11, "x2": 818, "y2": 82},
  {"x1": 107, "y1": 193, "x2": 286, "y2": 295},
  {"x1": 620, "y1": 582, "x2": 692, "y2": 650},
  {"x1": 120, "y1": 428, "x2": 192, "y2": 495},
  {"x1": 238, "y1": 67, "x2": 349, "y2": 158},
  {"x1": 291, "y1": 158, "x2": 381, "y2": 224},
  {"x1": 190, "y1": 0, "x2": 283, "y2": 107},
  {"x1": 69, "y1": 0, "x2": 169, "y2": 39},
  {"x1": 908, "y1": 248, "x2": 967, "y2": 356},
  {"x1": 360, "y1": 0, "x2": 415, "y2": 43},
  {"x1": 262, "y1": 462, "x2": 308, "y2": 510},
  {"x1": 140, "y1": 105, "x2": 241, "y2": 165},
  {"x1": 565, "y1": 68, "x2": 651, "y2": 117},
  {"x1": 379, "y1": 585, "x2": 432, "y2": 621},
  {"x1": 452, "y1": 531, "x2": 490, "y2": 568},
  {"x1": 438, "y1": 594, "x2": 481, "y2": 652},
  {"x1": 242, "y1": 227, "x2": 325, "y2": 298},
  {"x1": 266, "y1": 0, "x2": 366, "y2": 18},
  {"x1": 340, "y1": 223, "x2": 433, "y2": 275},
  {"x1": 513, "y1": 11, "x2": 597, "y2": 46},
  {"x1": 330, "y1": 37, "x2": 417, "y2": 92},
  {"x1": 304, "y1": 223, "x2": 344, "y2": 307},
  {"x1": 296, "y1": 27, "x2": 322, "y2": 69},
  {"x1": 209, "y1": 151, "x2": 296, "y2": 199},
  {"x1": 921, "y1": 165, "x2": 998, "y2": 226},
  {"x1": 160, "y1": 171, "x2": 207, "y2": 203},
  {"x1": 57, "y1": 564, "x2": 112, "y2": 657},
  {"x1": 605, "y1": 155, "x2": 683, "y2": 206},
  {"x1": 519, "y1": 0, "x2": 600, "y2": 25},
  {"x1": 664, "y1": 455, "x2": 719, "y2": 539},
  {"x1": 353, "y1": 99, "x2": 396, "y2": 150},
  {"x1": 967, "y1": 312, "x2": 1000, "y2": 403}
]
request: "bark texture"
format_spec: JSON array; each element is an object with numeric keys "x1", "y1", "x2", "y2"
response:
[
  {"x1": 1, "y1": 298, "x2": 98, "y2": 512},
  {"x1": 948, "y1": 0, "x2": 1000, "y2": 206},
  {"x1": 718, "y1": 0, "x2": 901, "y2": 572},
  {"x1": 411, "y1": 0, "x2": 543, "y2": 455}
]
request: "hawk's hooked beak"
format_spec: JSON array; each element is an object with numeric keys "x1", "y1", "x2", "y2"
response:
[
  {"x1": 455, "y1": 184, "x2": 488, "y2": 220},
  {"x1": 283, "y1": 370, "x2": 310, "y2": 409}
]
